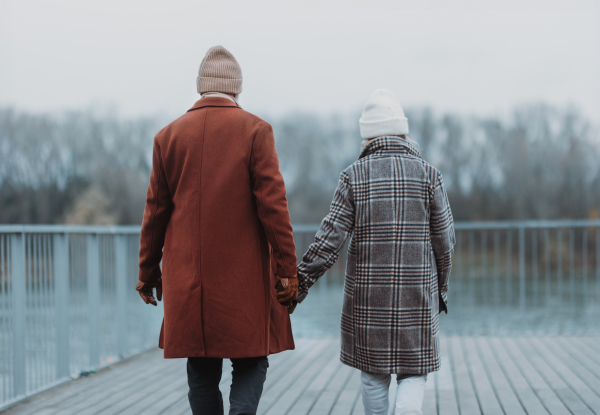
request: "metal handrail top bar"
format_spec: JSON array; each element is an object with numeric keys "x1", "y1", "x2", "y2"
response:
[
  {"x1": 0, "y1": 219, "x2": 599, "y2": 234},
  {"x1": 0, "y1": 225, "x2": 142, "y2": 234},
  {"x1": 295, "y1": 219, "x2": 600, "y2": 233},
  {"x1": 453, "y1": 219, "x2": 600, "y2": 230}
]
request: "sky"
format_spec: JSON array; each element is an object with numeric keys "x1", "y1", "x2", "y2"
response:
[{"x1": 0, "y1": 0, "x2": 599, "y2": 122}]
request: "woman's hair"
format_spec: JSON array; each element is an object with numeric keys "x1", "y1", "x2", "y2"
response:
[{"x1": 400, "y1": 134, "x2": 420, "y2": 151}]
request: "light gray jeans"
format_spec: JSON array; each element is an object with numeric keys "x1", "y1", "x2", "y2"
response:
[{"x1": 361, "y1": 371, "x2": 427, "y2": 415}]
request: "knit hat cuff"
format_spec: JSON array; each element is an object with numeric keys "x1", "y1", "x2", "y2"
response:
[
  {"x1": 197, "y1": 76, "x2": 243, "y2": 95},
  {"x1": 359, "y1": 117, "x2": 409, "y2": 139}
]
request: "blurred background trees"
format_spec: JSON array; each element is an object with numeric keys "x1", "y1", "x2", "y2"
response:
[{"x1": 0, "y1": 104, "x2": 598, "y2": 225}]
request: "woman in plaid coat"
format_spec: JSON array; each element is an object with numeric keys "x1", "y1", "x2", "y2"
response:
[{"x1": 297, "y1": 89, "x2": 455, "y2": 415}]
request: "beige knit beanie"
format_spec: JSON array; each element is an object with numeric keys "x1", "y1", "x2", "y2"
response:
[{"x1": 197, "y1": 46, "x2": 243, "y2": 95}]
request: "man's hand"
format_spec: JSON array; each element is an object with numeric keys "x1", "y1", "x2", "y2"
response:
[
  {"x1": 275, "y1": 275, "x2": 298, "y2": 314},
  {"x1": 279, "y1": 299, "x2": 298, "y2": 314},
  {"x1": 136, "y1": 278, "x2": 162, "y2": 306}
]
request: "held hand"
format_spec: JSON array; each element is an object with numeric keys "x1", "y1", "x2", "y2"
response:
[
  {"x1": 135, "y1": 278, "x2": 162, "y2": 306},
  {"x1": 279, "y1": 299, "x2": 298, "y2": 314},
  {"x1": 275, "y1": 275, "x2": 299, "y2": 314}
]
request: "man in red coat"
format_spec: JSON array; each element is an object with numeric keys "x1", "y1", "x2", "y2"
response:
[{"x1": 135, "y1": 45, "x2": 299, "y2": 415}]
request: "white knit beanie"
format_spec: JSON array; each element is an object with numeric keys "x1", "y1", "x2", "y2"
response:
[
  {"x1": 359, "y1": 89, "x2": 409, "y2": 139},
  {"x1": 197, "y1": 45, "x2": 243, "y2": 95}
]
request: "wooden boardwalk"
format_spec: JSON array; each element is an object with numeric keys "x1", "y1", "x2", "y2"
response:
[{"x1": 4, "y1": 337, "x2": 600, "y2": 415}]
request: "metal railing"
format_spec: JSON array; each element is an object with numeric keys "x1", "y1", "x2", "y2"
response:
[
  {"x1": 0, "y1": 226, "x2": 163, "y2": 410},
  {"x1": 291, "y1": 220, "x2": 600, "y2": 337},
  {"x1": 1, "y1": 220, "x2": 599, "y2": 409}
]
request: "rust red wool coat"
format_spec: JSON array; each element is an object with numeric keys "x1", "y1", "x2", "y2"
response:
[{"x1": 138, "y1": 97, "x2": 297, "y2": 359}]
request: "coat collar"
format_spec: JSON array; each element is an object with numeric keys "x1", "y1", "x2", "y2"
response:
[
  {"x1": 187, "y1": 96, "x2": 240, "y2": 112},
  {"x1": 359, "y1": 136, "x2": 422, "y2": 160}
]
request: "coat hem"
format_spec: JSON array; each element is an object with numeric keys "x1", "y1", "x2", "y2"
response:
[
  {"x1": 339, "y1": 354, "x2": 440, "y2": 375},
  {"x1": 160, "y1": 344, "x2": 295, "y2": 359}
]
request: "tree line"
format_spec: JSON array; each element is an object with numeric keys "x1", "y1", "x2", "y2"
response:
[{"x1": 0, "y1": 104, "x2": 598, "y2": 225}]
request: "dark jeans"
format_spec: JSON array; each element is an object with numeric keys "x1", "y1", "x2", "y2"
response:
[{"x1": 187, "y1": 356, "x2": 269, "y2": 415}]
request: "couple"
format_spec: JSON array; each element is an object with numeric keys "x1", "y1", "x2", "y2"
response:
[{"x1": 135, "y1": 45, "x2": 455, "y2": 415}]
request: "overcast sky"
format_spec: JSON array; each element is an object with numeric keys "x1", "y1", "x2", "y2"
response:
[{"x1": 0, "y1": 0, "x2": 599, "y2": 122}]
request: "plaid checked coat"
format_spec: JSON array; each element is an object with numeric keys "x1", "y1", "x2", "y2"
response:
[{"x1": 297, "y1": 137, "x2": 455, "y2": 374}]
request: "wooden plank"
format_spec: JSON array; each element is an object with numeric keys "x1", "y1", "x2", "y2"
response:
[
  {"x1": 578, "y1": 338, "x2": 600, "y2": 365},
  {"x1": 126, "y1": 376, "x2": 188, "y2": 415},
  {"x1": 528, "y1": 337, "x2": 600, "y2": 413},
  {"x1": 8, "y1": 350, "x2": 172, "y2": 415},
  {"x1": 568, "y1": 338, "x2": 600, "y2": 369},
  {"x1": 260, "y1": 339, "x2": 338, "y2": 415},
  {"x1": 474, "y1": 338, "x2": 526, "y2": 415},
  {"x1": 545, "y1": 339, "x2": 600, "y2": 397},
  {"x1": 50, "y1": 359, "x2": 183, "y2": 415},
  {"x1": 221, "y1": 339, "x2": 315, "y2": 414},
  {"x1": 487, "y1": 338, "x2": 548, "y2": 415},
  {"x1": 352, "y1": 387, "x2": 365, "y2": 415},
  {"x1": 553, "y1": 338, "x2": 600, "y2": 382},
  {"x1": 515, "y1": 338, "x2": 594, "y2": 415},
  {"x1": 10, "y1": 340, "x2": 311, "y2": 415},
  {"x1": 135, "y1": 346, "x2": 282, "y2": 415},
  {"x1": 422, "y1": 370, "x2": 438, "y2": 415},
  {"x1": 437, "y1": 337, "x2": 459, "y2": 415},
  {"x1": 261, "y1": 339, "x2": 322, "y2": 397},
  {"x1": 448, "y1": 337, "x2": 480, "y2": 415},
  {"x1": 330, "y1": 370, "x2": 361, "y2": 415},
  {"x1": 286, "y1": 352, "x2": 344, "y2": 415},
  {"x1": 463, "y1": 337, "x2": 503, "y2": 415},
  {"x1": 165, "y1": 392, "x2": 193, "y2": 415},
  {"x1": 150, "y1": 387, "x2": 189, "y2": 415},
  {"x1": 68, "y1": 359, "x2": 184, "y2": 414},
  {"x1": 309, "y1": 363, "x2": 354, "y2": 415},
  {"x1": 9, "y1": 337, "x2": 599, "y2": 415},
  {"x1": 89, "y1": 362, "x2": 186, "y2": 415},
  {"x1": 501, "y1": 338, "x2": 570, "y2": 415}
]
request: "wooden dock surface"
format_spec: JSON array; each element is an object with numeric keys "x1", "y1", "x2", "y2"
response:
[{"x1": 4, "y1": 337, "x2": 600, "y2": 415}]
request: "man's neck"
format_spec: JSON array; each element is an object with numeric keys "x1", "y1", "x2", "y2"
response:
[{"x1": 201, "y1": 92, "x2": 238, "y2": 105}]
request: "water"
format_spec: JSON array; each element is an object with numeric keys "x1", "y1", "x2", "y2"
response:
[{"x1": 290, "y1": 273, "x2": 600, "y2": 338}]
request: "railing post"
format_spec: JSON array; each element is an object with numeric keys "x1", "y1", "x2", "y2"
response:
[
  {"x1": 544, "y1": 229, "x2": 551, "y2": 308},
  {"x1": 481, "y1": 230, "x2": 487, "y2": 310},
  {"x1": 506, "y1": 230, "x2": 512, "y2": 305},
  {"x1": 87, "y1": 234, "x2": 100, "y2": 368},
  {"x1": 493, "y1": 232, "x2": 500, "y2": 300},
  {"x1": 11, "y1": 233, "x2": 27, "y2": 398},
  {"x1": 53, "y1": 233, "x2": 70, "y2": 379},
  {"x1": 115, "y1": 235, "x2": 128, "y2": 359},
  {"x1": 597, "y1": 228, "x2": 600, "y2": 307},
  {"x1": 532, "y1": 229, "x2": 538, "y2": 307},
  {"x1": 569, "y1": 229, "x2": 575, "y2": 327},
  {"x1": 519, "y1": 227, "x2": 525, "y2": 317},
  {"x1": 455, "y1": 232, "x2": 462, "y2": 320},
  {"x1": 557, "y1": 229, "x2": 563, "y2": 305},
  {"x1": 468, "y1": 231, "x2": 474, "y2": 309},
  {"x1": 582, "y1": 229, "x2": 587, "y2": 317}
]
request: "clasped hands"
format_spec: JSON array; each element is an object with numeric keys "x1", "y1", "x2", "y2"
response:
[
  {"x1": 136, "y1": 274, "x2": 302, "y2": 314},
  {"x1": 275, "y1": 275, "x2": 299, "y2": 314}
]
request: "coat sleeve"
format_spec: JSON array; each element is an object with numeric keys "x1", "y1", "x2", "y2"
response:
[
  {"x1": 430, "y1": 172, "x2": 455, "y2": 313},
  {"x1": 138, "y1": 138, "x2": 173, "y2": 283},
  {"x1": 297, "y1": 171, "x2": 355, "y2": 302},
  {"x1": 250, "y1": 122, "x2": 297, "y2": 278}
]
